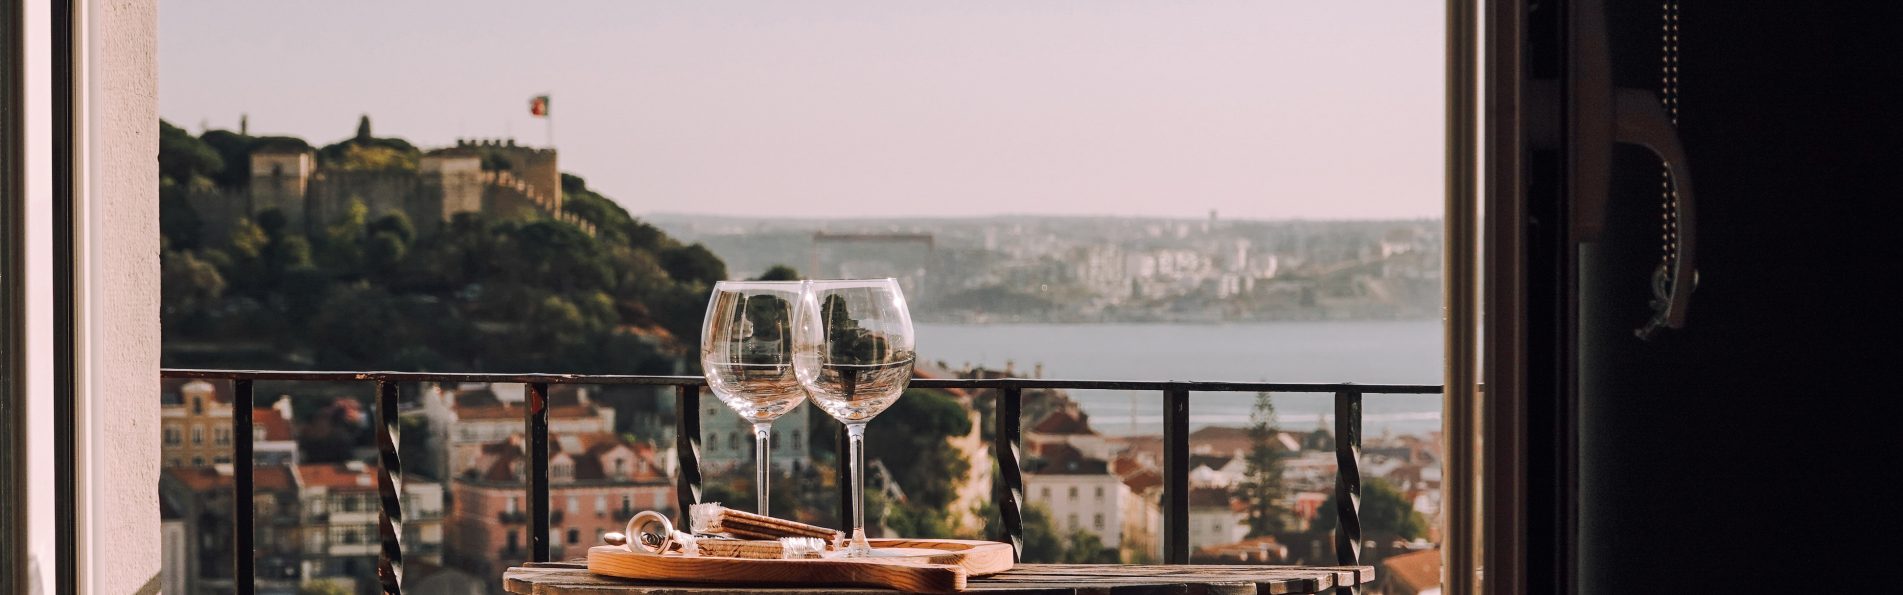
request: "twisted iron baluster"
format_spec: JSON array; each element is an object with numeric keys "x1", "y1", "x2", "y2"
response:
[
  {"x1": 1334, "y1": 390, "x2": 1362, "y2": 594},
  {"x1": 375, "y1": 380, "x2": 405, "y2": 594}
]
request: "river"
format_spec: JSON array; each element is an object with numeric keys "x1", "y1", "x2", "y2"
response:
[{"x1": 915, "y1": 320, "x2": 1443, "y2": 437}]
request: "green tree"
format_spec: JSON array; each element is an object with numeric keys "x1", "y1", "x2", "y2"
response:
[
  {"x1": 368, "y1": 212, "x2": 415, "y2": 244},
  {"x1": 754, "y1": 265, "x2": 801, "y2": 281},
  {"x1": 155, "y1": 122, "x2": 717, "y2": 380},
  {"x1": 660, "y1": 243, "x2": 727, "y2": 287},
  {"x1": 158, "y1": 187, "x2": 203, "y2": 249},
  {"x1": 1312, "y1": 477, "x2": 1428, "y2": 541},
  {"x1": 158, "y1": 120, "x2": 223, "y2": 185},
  {"x1": 331, "y1": 143, "x2": 417, "y2": 172},
  {"x1": 1060, "y1": 529, "x2": 1119, "y2": 563},
  {"x1": 878, "y1": 492, "x2": 957, "y2": 539},
  {"x1": 1017, "y1": 502, "x2": 1064, "y2": 563},
  {"x1": 197, "y1": 128, "x2": 254, "y2": 189},
  {"x1": 160, "y1": 249, "x2": 226, "y2": 323},
  {"x1": 355, "y1": 114, "x2": 373, "y2": 144},
  {"x1": 860, "y1": 388, "x2": 971, "y2": 510},
  {"x1": 1240, "y1": 391, "x2": 1287, "y2": 536}
]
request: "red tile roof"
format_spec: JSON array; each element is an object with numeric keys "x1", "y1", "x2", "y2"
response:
[
  {"x1": 1187, "y1": 486, "x2": 1233, "y2": 509},
  {"x1": 296, "y1": 463, "x2": 379, "y2": 492},
  {"x1": 164, "y1": 466, "x2": 231, "y2": 492},
  {"x1": 1028, "y1": 442, "x2": 1109, "y2": 475},
  {"x1": 909, "y1": 366, "x2": 971, "y2": 400},
  {"x1": 252, "y1": 408, "x2": 295, "y2": 441},
  {"x1": 466, "y1": 433, "x2": 669, "y2": 485},
  {"x1": 1030, "y1": 408, "x2": 1096, "y2": 435},
  {"x1": 1121, "y1": 468, "x2": 1162, "y2": 492},
  {"x1": 454, "y1": 403, "x2": 600, "y2": 421},
  {"x1": 254, "y1": 464, "x2": 297, "y2": 492},
  {"x1": 1380, "y1": 548, "x2": 1442, "y2": 594},
  {"x1": 1111, "y1": 456, "x2": 1149, "y2": 477},
  {"x1": 1187, "y1": 426, "x2": 1301, "y2": 458},
  {"x1": 1190, "y1": 454, "x2": 1236, "y2": 472}
]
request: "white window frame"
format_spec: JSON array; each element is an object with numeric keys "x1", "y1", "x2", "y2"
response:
[{"x1": 0, "y1": 2, "x2": 1500, "y2": 593}]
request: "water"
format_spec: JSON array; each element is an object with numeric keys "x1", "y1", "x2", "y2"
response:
[
  {"x1": 915, "y1": 321, "x2": 1442, "y2": 436},
  {"x1": 797, "y1": 359, "x2": 916, "y2": 423},
  {"x1": 703, "y1": 362, "x2": 808, "y2": 421}
]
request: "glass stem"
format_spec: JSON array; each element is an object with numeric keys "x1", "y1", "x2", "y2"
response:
[
  {"x1": 753, "y1": 422, "x2": 772, "y2": 517},
  {"x1": 846, "y1": 422, "x2": 870, "y2": 555}
]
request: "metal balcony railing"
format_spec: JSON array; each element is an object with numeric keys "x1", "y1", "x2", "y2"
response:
[{"x1": 160, "y1": 369, "x2": 1441, "y2": 595}]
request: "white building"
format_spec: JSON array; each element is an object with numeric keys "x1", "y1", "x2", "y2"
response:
[
  {"x1": 416, "y1": 382, "x2": 616, "y2": 478},
  {"x1": 1186, "y1": 487, "x2": 1248, "y2": 550},
  {"x1": 294, "y1": 462, "x2": 445, "y2": 583},
  {"x1": 1115, "y1": 458, "x2": 1164, "y2": 561},
  {"x1": 1025, "y1": 407, "x2": 1115, "y2": 462},
  {"x1": 698, "y1": 398, "x2": 811, "y2": 473},
  {"x1": 1024, "y1": 443, "x2": 1125, "y2": 550},
  {"x1": 252, "y1": 396, "x2": 299, "y2": 465},
  {"x1": 159, "y1": 499, "x2": 189, "y2": 595}
]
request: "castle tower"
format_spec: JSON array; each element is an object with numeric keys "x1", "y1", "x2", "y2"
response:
[
  {"x1": 247, "y1": 146, "x2": 314, "y2": 232},
  {"x1": 419, "y1": 148, "x2": 485, "y2": 226}
]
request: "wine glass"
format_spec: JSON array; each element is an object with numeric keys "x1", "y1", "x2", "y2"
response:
[
  {"x1": 793, "y1": 278, "x2": 916, "y2": 557},
  {"x1": 702, "y1": 281, "x2": 808, "y2": 517}
]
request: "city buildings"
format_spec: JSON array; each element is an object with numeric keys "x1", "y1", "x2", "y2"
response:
[
  {"x1": 293, "y1": 462, "x2": 444, "y2": 586},
  {"x1": 157, "y1": 461, "x2": 443, "y2": 594},
  {"x1": 414, "y1": 382, "x2": 617, "y2": 480},
  {"x1": 1024, "y1": 442, "x2": 1124, "y2": 551},
  {"x1": 161, "y1": 380, "x2": 301, "y2": 468},
  {"x1": 446, "y1": 432, "x2": 674, "y2": 579},
  {"x1": 697, "y1": 399, "x2": 811, "y2": 474},
  {"x1": 161, "y1": 379, "x2": 235, "y2": 468}
]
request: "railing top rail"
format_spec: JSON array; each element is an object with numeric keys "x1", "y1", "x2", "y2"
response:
[
  {"x1": 911, "y1": 378, "x2": 1442, "y2": 393},
  {"x1": 159, "y1": 368, "x2": 1441, "y2": 394}
]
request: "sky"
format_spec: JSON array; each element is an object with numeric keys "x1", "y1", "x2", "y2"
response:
[{"x1": 160, "y1": 1, "x2": 1443, "y2": 220}]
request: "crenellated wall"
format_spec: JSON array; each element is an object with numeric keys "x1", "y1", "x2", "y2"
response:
[
  {"x1": 183, "y1": 142, "x2": 591, "y2": 246},
  {"x1": 480, "y1": 170, "x2": 594, "y2": 236}
]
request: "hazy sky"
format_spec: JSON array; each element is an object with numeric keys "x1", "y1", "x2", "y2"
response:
[{"x1": 160, "y1": 1, "x2": 1443, "y2": 220}]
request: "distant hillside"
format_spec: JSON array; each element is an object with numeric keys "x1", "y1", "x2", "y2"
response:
[
  {"x1": 648, "y1": 213, "x2": 1442, "y2": 323},
  {"x1": 159, "y1": 118, "x2": 728, "y2": 373}
]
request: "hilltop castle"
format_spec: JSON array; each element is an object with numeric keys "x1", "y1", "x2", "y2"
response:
[{"x1": 185, "y1": 137, "x2": 594, "y2": 244}]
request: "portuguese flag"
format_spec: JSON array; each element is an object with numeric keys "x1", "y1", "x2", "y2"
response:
[{"x1": 530, "y1": 95, "x2": 550, "y2": 117}]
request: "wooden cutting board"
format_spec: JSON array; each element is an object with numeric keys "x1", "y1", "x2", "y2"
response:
[{"x1": 587, "y1": 538, "x2": 1013, "y2": 593}]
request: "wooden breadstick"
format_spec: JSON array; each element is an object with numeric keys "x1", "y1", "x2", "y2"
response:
[{"x1": 695, "y1": 539, "x2": 787, "y2": 560}]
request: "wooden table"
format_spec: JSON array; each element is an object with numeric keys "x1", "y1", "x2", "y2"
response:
[{"x1": 504, "y1": 561, "x2": 1375, "y2": 594}]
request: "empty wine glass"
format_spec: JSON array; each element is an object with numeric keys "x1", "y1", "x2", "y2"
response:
[
  {"x1": 702, "y1": 281, "x2": 808, "y2": 517},
  {"x1": 793, "y1": 278, "x2": 915, "y2": 557}
]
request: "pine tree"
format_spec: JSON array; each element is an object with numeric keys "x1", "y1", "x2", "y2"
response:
[
  {"x1": 355, "y1": 114, "x2": 372, "y2": 144},
  {"x1": 1240, "y1": 391, "x2": 1287, "y2": 537}
]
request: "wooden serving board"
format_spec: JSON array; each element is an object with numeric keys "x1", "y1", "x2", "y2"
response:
[{"x1": 586, "y1": 538, "x2": 1013, "y2": 593}]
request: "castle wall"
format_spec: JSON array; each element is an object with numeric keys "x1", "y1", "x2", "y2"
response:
[
  {"x1": 189, "y1": 143, "x2": 590, "y2": 248},
  {"x1": 182, "y1": 187, "x2": 249, "y2": 245},
  {"x1": 306, "y1": 171, "x2": 426, "y2": 235},
  {"x1": 481, "y1": 171, "x2": 550, "y2": 221},
  {"x1": 471, "y1": 142, "x2": 561, "y2": 211}
]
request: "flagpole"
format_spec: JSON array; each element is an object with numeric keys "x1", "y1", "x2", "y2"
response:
[{"x1": 544, "y1": 91, "x2": 554, "y2": 148}]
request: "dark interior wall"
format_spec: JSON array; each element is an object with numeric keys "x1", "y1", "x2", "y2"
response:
[{"x1": 1575, "y1": 2, "x2": 1903, "y2": 592}]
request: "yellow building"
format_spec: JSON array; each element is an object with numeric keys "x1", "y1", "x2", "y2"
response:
[{"x1": 161, "y1": 379, "x2": 234, "y2": 467}]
